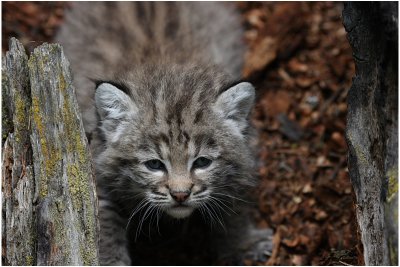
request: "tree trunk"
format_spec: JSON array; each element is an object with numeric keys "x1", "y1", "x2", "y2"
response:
[
  {"x1": 2, "y1": 38, "x2": 99, "y2": 265},
  {"x1": 343, "y1": 2, "x2": 398, "y2": 265}
]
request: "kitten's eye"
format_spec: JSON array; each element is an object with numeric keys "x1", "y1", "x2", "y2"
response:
[
  {"x1": 145, "y1": 159, "x2": 166, "y2": 171},
  {"x1": 192, "y1": 157, "x2": 212, "y2": 169}
]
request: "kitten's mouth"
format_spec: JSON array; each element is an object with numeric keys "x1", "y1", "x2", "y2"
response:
[{"x1": 165, "y1": 205, "x2": 194, "y2": 219}]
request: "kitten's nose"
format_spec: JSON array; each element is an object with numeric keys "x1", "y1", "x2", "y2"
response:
[{"x1": 170, "y1": 190, "x2": 190, "y2": 203}]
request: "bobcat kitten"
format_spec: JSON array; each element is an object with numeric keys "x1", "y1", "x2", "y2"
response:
[{"x1": 57, "y1": 2, "x2": 257, "y2": 265}]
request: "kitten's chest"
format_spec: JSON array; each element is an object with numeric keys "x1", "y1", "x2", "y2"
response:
[{"x1": 127, "y1": 212, "x2": 219, "y2": 264}]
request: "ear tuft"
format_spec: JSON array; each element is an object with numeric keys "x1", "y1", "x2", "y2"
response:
[{"x1": 214, "y1": 82, "x2": 255, "y2": 134}]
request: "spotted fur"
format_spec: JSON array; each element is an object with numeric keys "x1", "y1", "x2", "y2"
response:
[{"x1": 56, "y1": 2, "x2": 256, "y2": 265}]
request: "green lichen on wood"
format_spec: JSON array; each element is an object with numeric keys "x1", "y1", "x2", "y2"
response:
[
  {"x1": 80, "y1": 195, "x2": 98, "y2": 265},
  {"x1": 387, "y1": 168, "x2": 398, "y2": 202},
  {"x1": 49, "y1": 198, "x2": 72, "y2": 265},
  {"x1": 64, "y1": 130, "x2": 98, "y2": 264},
  {"x1": 3, "y1": 38, "x2": 39, "y2": 266},
  {"x1": 67, "y1": 164, "x2": 85, "y2": 208},
  {"x1": 2, "y1": 40, "x2": 30, "y2": 145},
  {"x1": 2, "y1": 39, "x2": 99, "y2": 265},
  {"x1": 31, "y1": 95, "x2": 63, "y2": 198},
  {"x1": 60, "y1": 78, "x2": 86, "y2": 164},
  {"x1": 346, "y1": 131, "x2": 369, "y2": 166},
  {"x1": 2, "y1": 70, "x2": 12, "y2": 143},
  {"x1": 355, "y1": 145, "x2": 368, "y2": 165},
  {"x1": 30, "y1": 43, "x2": 98, "y2": 265},
  {"x1": 80, "y1": 239, "x2": 97, "y2": 266},
  {"x1": 389, "y1": 245, "x2": 398, "y2": 267},
  {"x1": 25, "y1": 255, "x2": 34, "y2": 266},
  {"x1": 62, "y1": 88, "x2": 98, "y2": 265},
  {"x1": 25, "y1": 224, "x2": 37, "y2": 266},
  {"x1": 385, "y1": 167, "x2": 398, "y2": 266},
  {"x1": 14, "y1": 93, "x2": 28, "y2": 143}
]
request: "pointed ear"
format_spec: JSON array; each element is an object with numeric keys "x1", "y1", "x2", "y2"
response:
[
  {"x1": 214, "y1": 82, "x2": 255, "y2": 134},
  {"x1": 95, "y1": 82, "x2": 137, "y2": 120},
  {"x1": 95, "y1": 82, "x2": 138, "y2": 142}
]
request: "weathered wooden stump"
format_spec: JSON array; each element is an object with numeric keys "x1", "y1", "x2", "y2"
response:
[
  {"x1": 2, "y1": 38, "x2": 99, "y2": 265},
  {"x1": 343, "y1": 2, "x2": 398, "y2": 265}
]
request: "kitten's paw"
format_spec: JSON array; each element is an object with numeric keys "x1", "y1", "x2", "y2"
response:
[{"x1": 240, "y1": 227, "x2": 274, "y2": 263}]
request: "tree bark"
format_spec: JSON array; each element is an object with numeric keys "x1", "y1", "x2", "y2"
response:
[
  {"x1": 2, "y1": 38, "x2": 99, "y2": 265},
  {"x1": 343, "y1": 2, "x2": 398, "y2": 265}
]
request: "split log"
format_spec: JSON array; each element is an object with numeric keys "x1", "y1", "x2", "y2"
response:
[
  {"x1": 343, "y1": 2, "x2": 398, "y2": 265},
  {"x1": 2, "y1": 38, "x2": 99, "y2": 265}
]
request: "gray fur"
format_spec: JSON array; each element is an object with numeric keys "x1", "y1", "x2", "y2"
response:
[
  {"x1": 56, "y1": 2, "x2": 245, "y2": 134},
  {"x1": 56, "y1": 2, "x2": 256, "y2": 265}
]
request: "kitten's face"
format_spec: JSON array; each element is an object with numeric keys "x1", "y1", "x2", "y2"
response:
[
  {"x1": 94, "y1": 68, "x2": 255, "y2": 220},
  {"x1": 125, "y1": 125, "x2": 224, "y2": 219}
]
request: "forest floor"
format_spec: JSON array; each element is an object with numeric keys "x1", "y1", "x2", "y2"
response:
[{"x1": 2, "y1": 2, "x2": 362, "y2": 265}]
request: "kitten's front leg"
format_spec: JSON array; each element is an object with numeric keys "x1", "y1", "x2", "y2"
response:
[
  {"x1": 98, "y1": 199, "x2": 131, "y2": 265},
  {"x1": 216, "y1": 213, "x2": 273, "y2": 264},
  {"x1": 238, "y1": 225, "x2": 274, "y2": 263}
]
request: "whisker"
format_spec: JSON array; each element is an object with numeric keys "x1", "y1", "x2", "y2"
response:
[
  {"x1": 198, "y1": 204, "x2": 217, "y2": 230},
  {"x1": 208, "y1": 196, "x2": 236, "y2": 215},
  {"x1": 126, "y1": 198, "x2": 148, "y2": 230},
  {"x1": 155, "y1": 206, "x2": 162, "y2": 235},
  {"x1": 147, "y1": 206, "x2": 159, "y2": 240},
  {"x1": 204, "y1": 202, "x2": 218, "y2": 230},
  {"x1": 192, "y1": 192, "x2": 209, "y2": 199},
  {"x1": 197, "y1": 205, "x2": 206, "y2": 222},
  {"x1": 206, "y1": 200, "x2": 226, "y2": 231},
  {"x1": 212, "y1": 192, "x2": 251, "y2": 203},
  {"x1": 135, "y1": 204, "x2": 155, "y2": 241}
]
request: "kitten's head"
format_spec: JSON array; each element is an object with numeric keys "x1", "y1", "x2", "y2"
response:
[{"x1": 93, "y1": 64, "x2": 256, "y2": 220}]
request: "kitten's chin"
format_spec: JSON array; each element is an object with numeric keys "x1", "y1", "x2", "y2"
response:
[{"x1": 166, "y1": 206, "x2": 194, "y2": 219}]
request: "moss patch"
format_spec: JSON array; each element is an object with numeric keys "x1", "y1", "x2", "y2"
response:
[
  {"x1": 25, "y1": 255, "x2": 34, "y2": 266},
  {"x1": 2, "y1": 71, "x2": 12, "y2": 143},
  {"x1": 31, "y1": 95, "x2": 62, "y2": 198},
  {"x1": 387, "y1": 168, "x2": 398, "y2": 202},
  {"x1": 14, "y1": 93, "x2": 28, "y2": 143}
]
